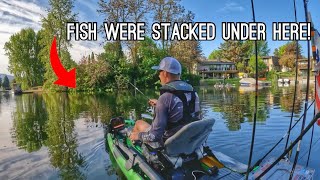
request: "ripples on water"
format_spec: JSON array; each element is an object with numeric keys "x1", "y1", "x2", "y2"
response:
[{"x1": 0, "y1": 85, "x2": 319, "y2": 179}]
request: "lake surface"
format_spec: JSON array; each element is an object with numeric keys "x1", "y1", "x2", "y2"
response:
[{"x1": 0, "y1": 85, "x2": 319, "y2": 179}]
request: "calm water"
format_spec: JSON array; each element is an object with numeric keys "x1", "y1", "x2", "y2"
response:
[{"x1": 0, "y1": 85, "x2": 319, "y2": 179}]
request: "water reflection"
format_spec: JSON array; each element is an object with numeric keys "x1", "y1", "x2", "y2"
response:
[
  {"x1": 11, "y1": 94, "x2": 48, "y2": 152},
  {"x1": 9, "y1": 90, "x2": 155, "y2": 179},
  {"x1": 200, "y1": 85, "x2": 313, "y2": 130},
  {"x1": 43, "y1": 93, "x2": 86, "y2": 179},
  {"x1": 6, "y1": 85, "x2": 316, "y2": 179}
]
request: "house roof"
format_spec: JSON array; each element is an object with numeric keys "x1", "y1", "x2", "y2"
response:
[{"x1": 199, "y1": 59, "x2": 235, "y2": 65}]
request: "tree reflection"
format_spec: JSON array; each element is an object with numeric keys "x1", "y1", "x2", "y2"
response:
[
  {"x1": 43, "y1": 93, "x2": 85, "y2": 180},
  {"x1": 11, "y1": 94, "x2": 48, "y2": 152},
  {"x1": 279, "y1": 86, "x2": 302, "y2": 114}
]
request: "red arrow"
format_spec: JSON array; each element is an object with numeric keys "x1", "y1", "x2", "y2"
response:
[{"x1": 50, "y1": 36, "x2": 76, "y2": 88}]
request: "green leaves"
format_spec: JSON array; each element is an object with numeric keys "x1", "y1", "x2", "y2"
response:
[
  {"x1": 248, "y1": 55, "x2": 267, "y2": 77},
  {"x1": 278, "y1": 41, "x2": 302, "y2": 69},
  {"x1": 4, "y1": 28, "x2": 45, "y2": 89},
  {"x1": 39, "y1": 0, "x2": 77, "y2": 91}
]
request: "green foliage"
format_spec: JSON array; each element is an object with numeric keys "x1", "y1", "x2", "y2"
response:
[
  {"x1": 208, "y1": 50, "x2": 222, "y2": 60},
  {"x1": 0, "y1": 77, "x2": 2, "y2": 88},
  {"x1": 266, "y1": 70, "x2": 278, "y2": 81},
  {"x1": 181, "y1": 73, "x2": 201, "y2": 86},
  {"x1": 278, "y1": 41, "x2": 302, "y2": 69},
  {"x1": 2, "y1": 75, "x2": 10, "y2": 89},
  {"x1": 219, "y1": 41, "x2": 243, "y2": 63},
  {"x1": 43, "y1": 93, "x2": 85, "y2": 179},
  {"x1": 147, "y1": 0, "x2": 192, "y2": 49},
  {"x1": 215, "y1": 40, "x2": 270, "y2": 74},
  {"x1": 170, "y1": 40, "x2": 202, "y2": 73},
  {"x1": 135, "y1": 37, "x2": 167, "y2": 88},
  {"x1": 77, "y1": 56, "x2": 111, "y2": 91},
  {"x1": 248, "y1": 56, "x2": 268, "y2": 77},
  {"x1": 39, "y1": 0, "x2": 77, "y2": 91},
  {"x1": 12, "y1": 95, "x2": 48, "y2": 152},
  {"x1": 200, "y1": 78, "x2": 241, "y2": 86},
  {"x1": 242, "y1": 40, "x2": 270, "y2": 58},
  {"x1": 274, "y1": 48, "x2": 279, "y2": 57},
  {"x1": 4, "y1": 28, "x2": 45, "y2": 89},
  {"x1": 236, "y1": 62, "x2": 246, "y2": 72},
  {"x1": 3, "y1": 0, "x2": 202, "y2": 92}
]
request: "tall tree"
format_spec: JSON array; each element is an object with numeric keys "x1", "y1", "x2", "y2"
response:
[
  {"x1": 278, "y1": 41, "x2": 302, "y2": 69},
  {"x1": 242, "y1": 40, "x2": 270, "y2": 57},
  {"x1": 98, "y1": 0, "x2": 148, "y2": 65},
  {"x1": 2, "y1": 75, "x2": 10, "y2": 89},
  {"x1": 98, "y1": 0, "x2": 130, "y2": 58},
  {"x1": 170, "y1": 40, "x2": 202, "y2": 73},
  {"x1": 4, "y1": 28, "x2": 45, "y2": 89},
  {"x1": 208, "y1": 50, "x2": 222, "y2": 60},
  {"x1": 148, "y1": 0, "x2": 187, "y2": 50},
  {"x1": 274, "y1": 48, "x2": 280, "y2": 57},
  {"x1": 248, "y1": 55, "x2": 268, "y2": 77},
  {"x1": 219, "y1": 41, "x2": 243, "y2": 63},
  {"x1": 39, "y1": 0, "x2": 77, "y2": 90}
]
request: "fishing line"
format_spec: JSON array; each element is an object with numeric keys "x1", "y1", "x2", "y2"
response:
[
  {"x1": 306, "y1": 118, "x2": 315, "y2": 166},
  {"x1": 289, "y1": 0, "x2": 312, "y2": 178},
  {"x1": 246, "y1": 0, "x2": 259, "y2": 179},
  {"x1": 88, "y1": 49, "x2": 151, "y2": 100},
  {"x1": 109, "y1": 63, "x2": 151, "y2": 99},
  {"x1": 299, "y1": 134, "x2": 320, "y2": 161}
]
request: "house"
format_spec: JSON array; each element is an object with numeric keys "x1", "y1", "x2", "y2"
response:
[
  {"x1": 298, "y1": 58, "x2": 315, "y2": 76},
  {"x1": 261, "y1": 56, "x2": 281, "y2": 71},
  {"x1": 197, "y1": 59, "x2": 238, "y2": 79},
  {"x1": 243, "y1": 56, "x2": 281, "y2": 72}
]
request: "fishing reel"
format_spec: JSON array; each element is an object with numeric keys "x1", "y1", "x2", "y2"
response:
[{"x1": 109, "y1": 116, "x2": 125, "y2": 133}]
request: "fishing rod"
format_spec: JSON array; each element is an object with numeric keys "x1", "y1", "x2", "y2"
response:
[
  {"x1": 256, "y1": 112, "x2": 320, "y2": 179},
  {"x1": 245, "y1": 0, "x2": 258, "y2": 179},
  {"x1": 108, "y1": 64, "x2": 151, "y2": 100},
  {"x1": 306, "y1": 11, "x2": 319, "y2": 167},
  {"x1": 248, "y1": 100, "x2": 315, "y2": 172},
  {"x1": 289, "y1": 0, "x2": 312, "y2": 178},
  {"x1": 284, "y1": 0, "x2": 299, "y2": 153}
]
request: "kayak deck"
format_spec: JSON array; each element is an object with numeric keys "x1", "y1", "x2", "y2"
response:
[{"x1": 199, "y1": 168, "x2": 244, "y2": 179}]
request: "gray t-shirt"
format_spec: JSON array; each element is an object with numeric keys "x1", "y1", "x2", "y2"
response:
[{"x1": 139, "y1": 91, "x2": 200, "y2": 143}]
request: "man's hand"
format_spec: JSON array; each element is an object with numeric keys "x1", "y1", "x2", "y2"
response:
[
  {"x1": 129, "y1": 132, "x2": 139, "y2": 141},
  {"x1": 148, "y1": 99, "x2": 157, "y2": 107}
]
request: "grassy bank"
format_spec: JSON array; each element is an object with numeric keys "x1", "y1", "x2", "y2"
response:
[{"x1": 200, "y1": 78, "x2": 241, "y2": 86}]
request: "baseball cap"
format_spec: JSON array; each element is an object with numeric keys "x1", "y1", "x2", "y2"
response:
[{"x1": 152, "y1": 57, "x2": 182, "y2": 75}]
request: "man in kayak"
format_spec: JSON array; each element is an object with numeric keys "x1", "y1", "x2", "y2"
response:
[{"x1": 129, "y1": 57, "x2": 201, "y2": 144}]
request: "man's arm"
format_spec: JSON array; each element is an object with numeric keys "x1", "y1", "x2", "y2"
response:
[{"x1": 139, "y1": 94, "x2": 169, "y2": 142}]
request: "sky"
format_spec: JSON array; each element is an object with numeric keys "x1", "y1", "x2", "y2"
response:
[{"x1": 0, "y1": 0, "x2": 320, "y2": 75}]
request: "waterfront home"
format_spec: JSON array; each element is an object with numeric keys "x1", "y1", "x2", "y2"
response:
[{"x1": 197, "y1": 59, "x2": 238, "y2": 79}]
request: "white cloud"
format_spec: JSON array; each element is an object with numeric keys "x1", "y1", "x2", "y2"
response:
[
  {"x1": 0, "y1": 0, "x2": 103, "y2": 75},
  {"x1": 69, "y1": 40, "x2": 104, "y2": 62},
  {"x1": 217, "y1": 2, "x2": 245, "y2": 13}
]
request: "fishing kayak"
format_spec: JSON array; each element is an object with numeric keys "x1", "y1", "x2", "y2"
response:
[{"x1": 106, "y1": 117, "x2": 247, "y2": 179}]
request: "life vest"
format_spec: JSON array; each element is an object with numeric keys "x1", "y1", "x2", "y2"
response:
[{"x1": 159, "y1": 80, "x2": 199, "y2": 131}]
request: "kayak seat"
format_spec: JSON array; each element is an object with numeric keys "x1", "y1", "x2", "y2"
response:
[{"x1": 163, "y1": 118, "x2": 215, "y2": 168}]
